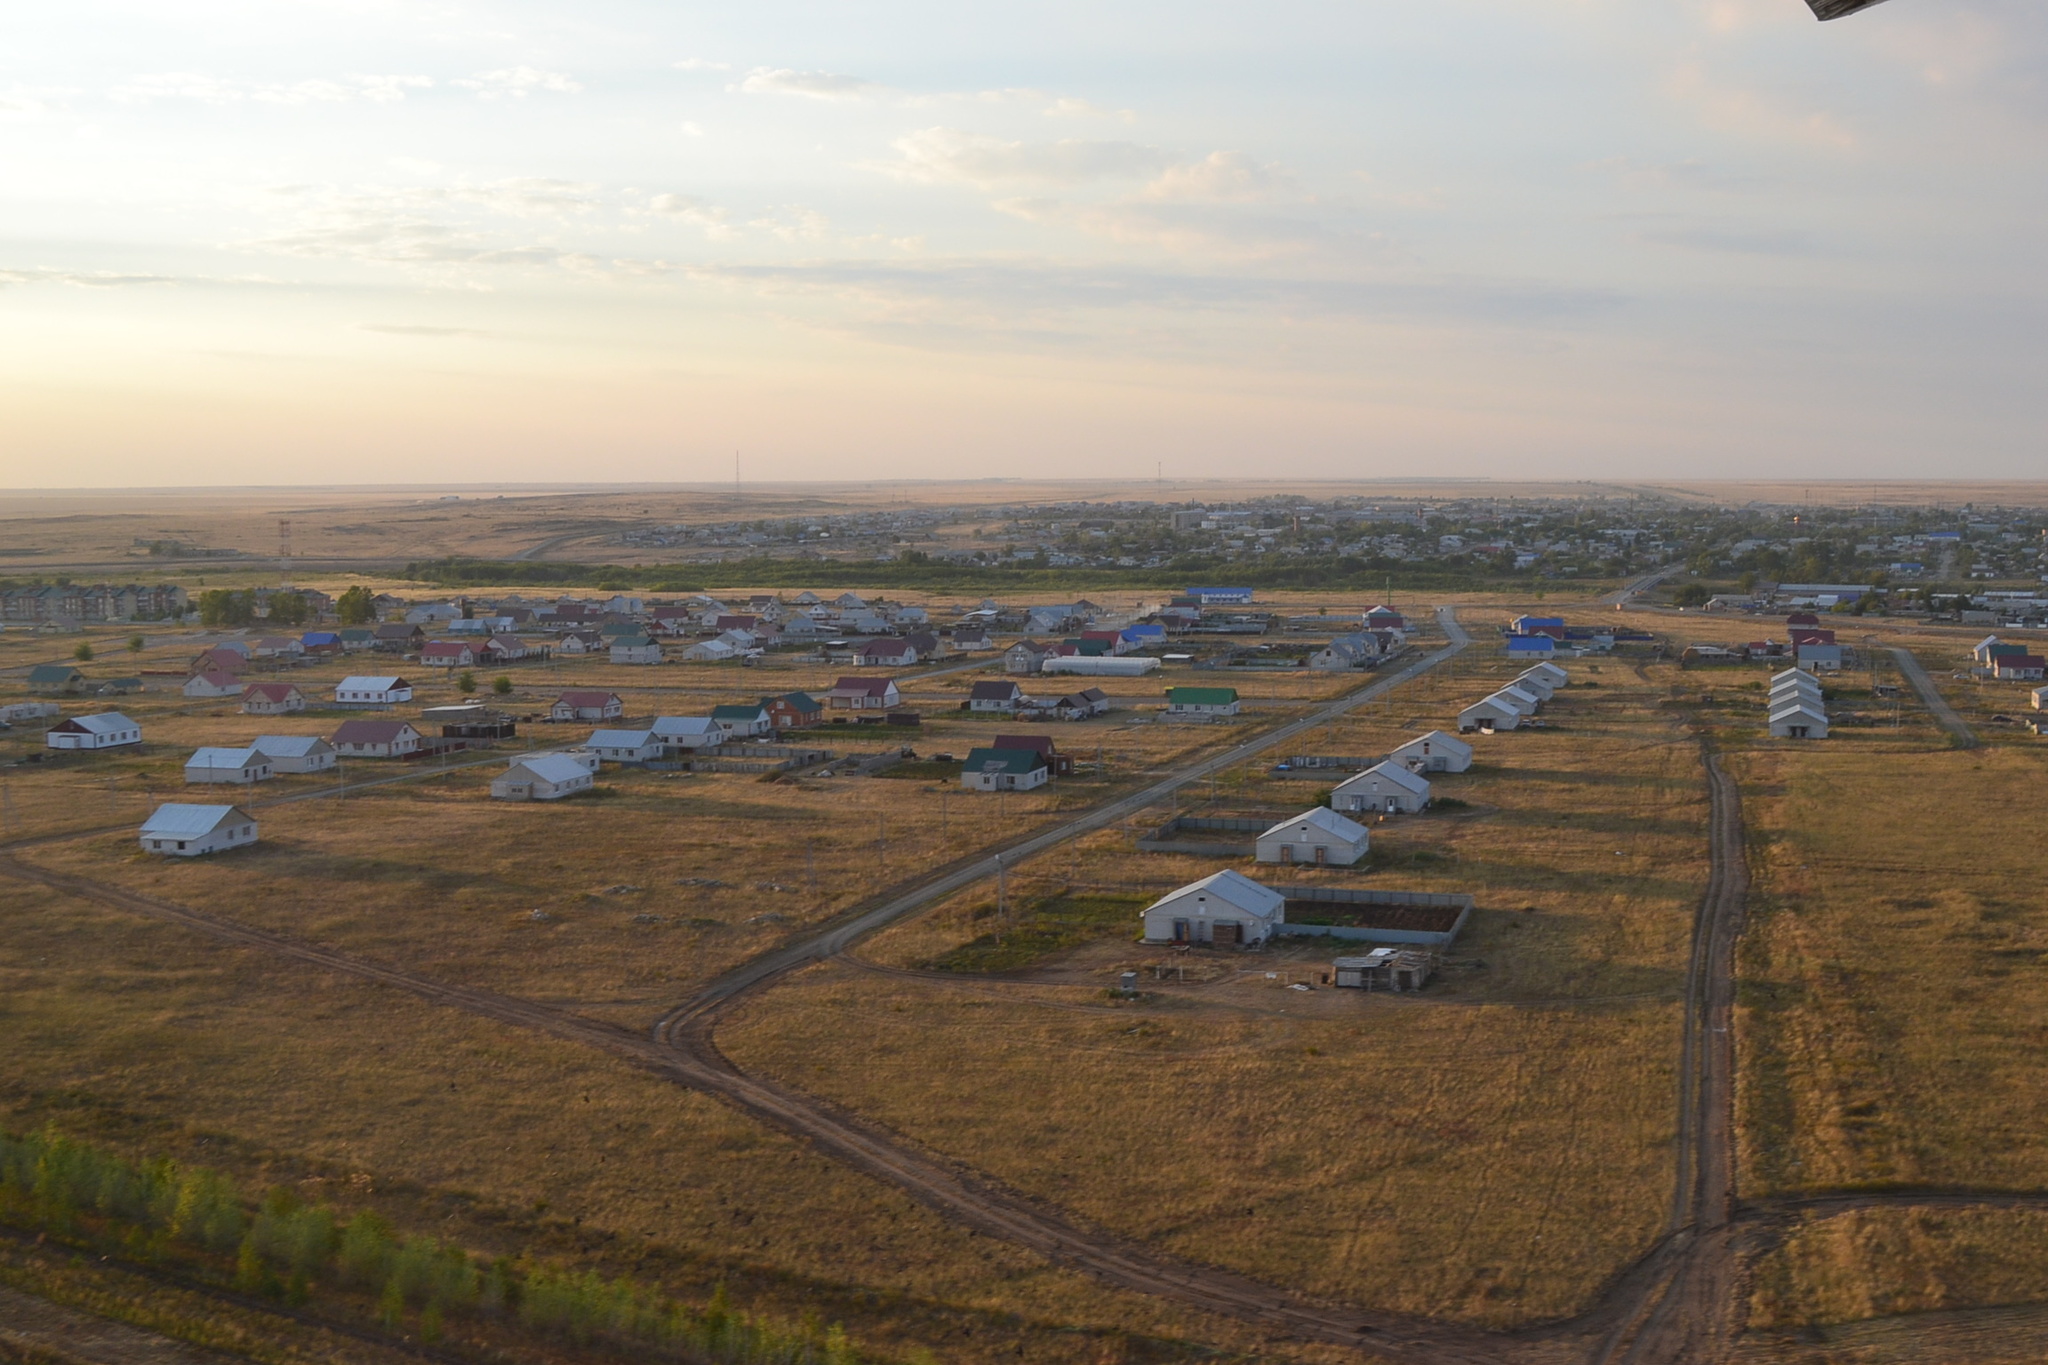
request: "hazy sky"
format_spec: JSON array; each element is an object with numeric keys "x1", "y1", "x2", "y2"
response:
[{"x1": 2, "y1": 0, "x2": 2043, "y2": 487}]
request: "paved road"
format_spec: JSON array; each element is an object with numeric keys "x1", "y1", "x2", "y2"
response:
[
  {"x1": 1889, "y1": 646, "x2": 1978, "y2": 748},
  {"x1": 1600, "y1": 565, "x2": 1684, "y2": 609}
]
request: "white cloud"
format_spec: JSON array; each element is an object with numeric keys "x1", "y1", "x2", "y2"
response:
[
  {"x1": 1142, "y1": 151, "x2": 1290, "y2": 203},
  {"x1": 673, "y1": 58, "x2": 733, "y2": 72},
  {"x1": 733, "y1": 67, "x2": 878, "y2": 101},
  {"x1": 682, "y1": 121, "x2": 706, "y2": 137},
  {"x1": 1666, "y1": 63, "x2": 1854, "y2": 150},
  {"x1": 454, "y1": 67, "x2": 581, "y2": 99},
  {"x1": 877, "y1": 127, "x2": 1170, "y2": 187},
  {"x1": 1043, "y1": 96, "x2": 1135, "y2": 122},
  {"x1": 644, "y1": 192, "x2": 736, "y2": 240},
  {"x1": 749, "y1": 206, "x2": 830, "y2": 242},
  {"x1": 111, "y1": 73, "x2": 432, "y2": 106},
  {"x1": 0, "y1": 268, "x2": 177, "y2": 288},
  {"x1": 448, "y1": 178, "x2": 603, "y2": 219}
]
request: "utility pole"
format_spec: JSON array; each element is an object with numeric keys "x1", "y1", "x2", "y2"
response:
[{"x1": 278, "y1": 519, "x2": 293, "y2": 589}]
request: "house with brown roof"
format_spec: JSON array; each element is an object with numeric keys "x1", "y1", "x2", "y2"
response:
[
  {"x1": 551, "y1": 690, "x2": 623, "y2": 722},
  {"x1": 330, "y1": 719, "x2": 421, "y2": 758},
  {"x1": 970, "y1": 680, "x2": 1024, "y2": 713},
  {"x1": 184, "y1": 670, "x2": 246, "y2": 699},
  {"x1": 827, "y1": 676, "x2": 900, "y2": 710},
  {"x1": 421, "y1": 641, "x2": 476, "y2": 669},
  {"x1": 239, "y1": 682, "x2": 305, "y2": 715}
]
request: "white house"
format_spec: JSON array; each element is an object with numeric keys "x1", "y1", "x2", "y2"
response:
[
  {"x1": 550, "y1": 691, "x2": 623, "y2": 723},
  {"x1": 140, "y1": 803, "x2": 258, "y2": 857},
  {"x1": 678, "y1": 639, "x2": 737, "y2": 663},
  {"x1": 248, "y1": 735, "x2": 336, "y2": 774},
  {"x1": 1255, "y1": 807, "x2": 1371, "y2": 867},
  {"x1": 335, "y1": 676, "x2": 413, "y2": 706},
  {"x1": 586, "y1": 728, "x2": 663, "y2": 763},
  {"x1": 239, "y1": 682, "x2": 306, "y2": 715},
  {"x1": 519, "y1": 748, "x2": 600, "y2": 773},
  {"x1": 1457, "y1": 696, "x2": 1524, "y2": 733},
  {"x1": 1332, "y1": 761, "x2": 1432, "y2": 815},
  {"x1": 183, "y1": 670, "x2": 244, "y2": 699},
  {"x1": 46, "y1": 713, "x2": 142, "y2": 750},
  {"x1": 1140, "y1": 870, "x2": 1287, "y2": 947},
  {"x1": 651, "y1": 716, "x2": 723, "y2": 750},
  {"x1": 969, "y1": 680, "x2": 1025, "y2": 713},
  {"x1": 611, "y1": 635, "x2": 664, "y2": 665},
  {"x1": 184, "y1": 746, "x2": 273, "y2": 784},
  {"x1": 330, "y1": 719, "x2": 421, "y2": 758},
  {"x1": 1768, "y1": 700, "x2": 1830, "y2": 739},
  {"x1": 959, "y1": 746, "x2": 1051, "y2": 791},
  {"x1": 491, "y1": 753, "x2": 596, "y2": 801},
  {"x1": 710, "y1": 704, "x2": 772, "y2": 739},
  {"x1": 1164, "y1": 687, "x2": 1240, "y2": 717},
  {"x1": 1389, "y1": 730, "x2": 1473, "y2": 773}
]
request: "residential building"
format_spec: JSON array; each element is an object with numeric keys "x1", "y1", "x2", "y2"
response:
[
  {"x1": 1139, "y1": 869, "x2": 1285, "y2": 946},
  {"x1": 183, "y1": 671, "x2": 245, "y2": 699},
  {"x1": 420, "y1": 641, "x2": 476, "y2": 669},
  {"x1": 45, "y1": 713, "x2": 141, "y2": 750},
  {"x1": 858, "y1": 638, "x2": 919, "y2": 667},
  {"x1": 711, "y1": 703, "x2": 772, "y2": 739},
  {"x1": 334, "y1": 676, "x2": 413, "y2": 706},
  {"x1": 585, "y1": 728, "x2": 663, "y2": 763},
  {"x1": 763, "y1": 692, "x2": 823, "y2": 729},
  {"x1": 239, "y1": 682, "x2": 305, "y2": 715},
  {"x1": 329, "y1": 719, "x2": 421, "y2": 758},
  {"x1": 140, "y1": 803, "x2": 258, "y2": 857},
  {"x1": 611, "y1": 635, "x2": 664, "y2": 665},
  {"x1": 184, "y1": 746, "x2": 273, "y2": 784},
  {"x1": 551, "y1": 691, "x2": 624, "y2": 722},
  {"x1": 1004, "y1": 640, "x2": 1050, "y2": 675},
  {"x1": 248, "y1": 735, "x2": 335, "y2": 774},
  {"x1": 26, "y1": 664, "x2": 85, "y2": 695},
  {"x1": 1993, "y1": 654, "x2": 2046, "y2": 681},
  {"x1": 827, "y1": 676, "x2": 899, "y2": 710},
  {"x1": 969, "y1": 680, "x2": 1024, "y2": 713},
  {"x1": 959, "y1": 746, "x2": 1051, "y2": 791},
  {"x1": 1255, "y1": 808, "x2": 1371, "y2": 866},
  {"x1": 1165, "y1": 686, "x2": 1240, "y2": 717},
  {"x1": 1055, "y1": 687, "x2": 1110, "y2": 719},
  {"x1": 650, "y1": 716, "x2": 723, "y2": 750},
  {"x1": 491, "y1": 753, "x2": 596, "y2": 801},
  {"x1": 1332, "y1": 762, "x2": 1432, "y2": 815}
]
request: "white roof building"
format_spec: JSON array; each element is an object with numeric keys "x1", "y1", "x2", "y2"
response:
[
  {"x1": 1492, "y1": 683, "x2": 1542, "y2": 715},
  {"x1": 586, "y1": 728, "x2": 663, "y2": 762},
  {"x1": 247, "y1": 734, "x2": 337, "y2": 773},
  {"x1": 335, "y1": 676, "x2": 412, "y2": 704},
  {"x1": 46, "y1": 712, "x2": 142, "y2": 749},
  {"x1": 184, "y1": 746, "x2": 273, "y2": 784},
  {"x1": 1332, "y1": 761, "x2": 1433, "y2": 815},
  {"x1": 1255, "y1": 807, "x2": 1371, "y2": 866},
  {"x1": 1388, "y1": 730, "x2": 1473, "y2": 773},
  {"x1": 651, "y1": 716, "x2": 723, "y2": 748},
  {"x1": 1458, "y1": 695, "x2": 1524, "y2": 732},
  {"x1": 492, "y1": 753, "x2": 597, "y2": 801},
  {"x1": 1140, "y1": 870, "x2": 1287, "y2": 946},
  {"x1": 1768, "y1": 700, "x2": 1830, "y2": 740},
  {"x1": 139, "y1": 803, "x2": 258, "y2": 856},
  {"x1": 1520, "y1": 661, "x2": 1569, "y2": 687}
]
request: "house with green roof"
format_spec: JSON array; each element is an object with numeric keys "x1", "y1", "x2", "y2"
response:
[
  {"x1": 959, "y1": 746, "x2": 1050, "y2": 792},
  {"x1": 1165, "y1": 686, "x2": 1240, "y2": 717},
  {"x1": 26, "y1": 664, "x2": 85, "y2": 695},
  {"x1": 710, "y1": 702, "x2": 772, "y2": 739}
]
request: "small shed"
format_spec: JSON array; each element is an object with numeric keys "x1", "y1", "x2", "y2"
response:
[
  {"x1": 1140, "y1": 870, "x2": 1285, "y2": 947},
  {"x1": 492, "y1": 753, "x2": 596, "y2": 801},
  {"x1": 248, "y1": 735, "x2": 336, "y2": 773},
  {"x1": 1388, "y1": 730, "x2": 1472, "y2": 773},
  {"x1": 1331, "y1": 949, "x2": 1437, "y2": 992},
  {"x1": 1331, "y1": 762, "x2": 1432, "y2": 815},
  {"x1": 184, "y1": 746, "x2": 274, "y2": 784},
  {"x1": 140, "y1": 803, "x2": 258, "y2": 857},
  {"x1": 1255, "y1": 807, "x2": 1371, "y2": 866}
]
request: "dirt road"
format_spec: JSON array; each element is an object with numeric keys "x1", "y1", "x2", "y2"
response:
[{"x1": 1888, "y1": 645, "x2": 1978, "y2": 748}]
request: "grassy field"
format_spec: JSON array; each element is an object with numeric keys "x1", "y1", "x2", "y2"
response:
[{"x1": 722, "y1": 644, "x2": 1708, "y2": 1330}]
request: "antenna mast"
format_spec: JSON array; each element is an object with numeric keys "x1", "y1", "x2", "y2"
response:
[{"x1": 278, "y1": 519, "x2": 293, "y2": 589}]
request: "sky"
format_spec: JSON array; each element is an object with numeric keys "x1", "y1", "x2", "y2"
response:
[{"x1": 2, "y1": 0, "x2": 2045, "y2": 487}]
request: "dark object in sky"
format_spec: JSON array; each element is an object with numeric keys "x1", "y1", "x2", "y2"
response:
[{"x1": 1805, "y1": 0, "x2": 1892, "y2": 18}]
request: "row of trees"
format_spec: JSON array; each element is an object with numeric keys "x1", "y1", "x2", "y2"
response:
[
  {"x1": 1, "y1": 1128, "x2": 887, "y2": 1364},
  {"x1": 196, "y1": 589, "x2": 311, "y2": 628}
]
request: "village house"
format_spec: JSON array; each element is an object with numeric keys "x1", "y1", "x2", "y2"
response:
[
  {"x1": 188, "y1": 646, "x2": 247, "y2": 677},
  {"x1": 678, "y1": 639, "x2": 738, "y2": 663},
  {"x1": 491, "y1": 753, "x2": 596, "y2": 802},
  {"x1": 1004, "y1": 640, "x2": 1051, "y2": 675},
  {"x1": 585, "y1": 728, "x2": 663, "y2": 763},
  {"x1": 1055, "y1": 687, "x2": 1110, "y2": 719},
  {"x1": 711, "y1": 703, "x2": 773, "y2": 740},
  {"x1": 1797, "y1": 642, "x2": 1844, "y2": 672},
  {"x1": 959, "y1": 746, "x2": 1051, "y2": 791},
  {"x1": 991, "y1": 733, "x2": 1073, "y2": 776},
  {"x1": 1332, "y1": 762, "x2": 1432, "y2": 815},
  {"x1": 248, "y1": 735, "x2": 335, "y2": 774},
  {"x1": 184, "y1": 746, "x2": 273, "y2": 785},
  {"x1": 969, "y1": 680, "x2": 1025, "y2": 714},
  {"x1": 1363, "y1": 605, "x2": 1407, "y2": 631},
  {"x1": 1255, "y1": 807, "x2": 1371, "y2": 866},
  {"x1": 372, "y1": 623, "x2": 424, "y2": 651},
  {"x1": 252, "y1": 637, "x2": 304, "y2": 660},
  {"x1": 949, "y1": 626, "x2": 994, "y2": 652},
  {"x1": 651, "y1": 716, "x2": 723, "y2": 750},
  {"x1": 334, "y1": 676, "x2": 413, "y2": 706},
  {"x1": 858, "y1": 638, "x2": 919, "y2": 668},
  {"x1": 1140, "y1": 870, "x2": 1286, "y2": 947},
  {"x1": 26, "y1": 664, "x2": 86, "y2": 695},
  {"x1": 330, "y1": 719, "x2": 421, "y2": 758},
  {"x1": 300, "y1": 631, "x2": 342, "y2": 657},
  {"x1": 183, "y1": 671, "x2": 245, "y2": 699},
  {"x1": 140, "y1": 803, "x2": 258, "y2": 857},
  {"x1": 1309, "y1": 634, "x2": 1382, "y2": 671},
  {"x1": 238, "y1": 682, "x2": 305, "y2": 714},
  {"x1": 828, "y1": 676, "x2": 900, "y2": 711},
  {"x1": 1506, "y1": 634, "x2": 1558, "y2": 660},
  {"x1": 1993, "y1": 654, "x2": 2047, "y2": 681},
  {"x1": 1389, "y1": 730, "x2": 1473, "y2": 773},
  {"x1": 420, "y1": 641, "x2": 476, "y2": 669},
  {"x1": 45, "y1": 713, "x2": 141, "y2": 750},
  {"x1": 556, "y1": 629, "x2": 605, "y2": 655},
  {"x1": 1165, "y1": 686, "x2": 1241, "y2": 718},
  {"x1": 337, "y1": 628, "x2": 377, "y2": 652},
  {"x1": 763, "y1": 692, "x2": 823, "y2": 730},
  {"x1": 551, "y1": 691, "x2": 624, "y2": 723},
  {"x1": 611, "y1": 634, "x2": 664, "y2": 665}
]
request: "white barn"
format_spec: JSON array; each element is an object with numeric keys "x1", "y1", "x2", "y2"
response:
[
  {"x1": 1521, "y1": 661, "x2": 1569, "y2": 689},
  {"x1": 334, "y1": 676, "x2": 413, "y2": 706},
  {"x1": 1255, "y1": 807, "x2": 1371, "y2": 866},
  {"x1": 1458, "y1": 695, "x2": 1524, "y2": 733},
  {"x1": 1388, "y1": 730, "x2": 1473, "y2": 773},
  {"x1": 1332, "y1": 761, "x2": 1432, "y2": 815},
  {"x1": 46, "y1": 713, "x2": 141, "y2": 750},
  {"x1": 140, "y1": 803, "x2": 258, "y2": 857},
  {"x1": 492, "y1": 753, "x2": 596, "y2": 801},
  {"x1": 248, "y1": 735, "x2": 336, "y2": 774},
  {"x1": 1492, "y1": 683, "x2": 1542, "y2": 715},
  {"x1": 1139, "y1": 870, "x2": 1287, "y2": 947},
  {"x1": 1768, "y1": 701, "x2": 1830, "y2": 740},
  {"x1": 184, "y1": 746, "x2": 274, "y2": 784},
  {"x1": 1510, "y1": 670, "x2": 1558, "y2": 702}
]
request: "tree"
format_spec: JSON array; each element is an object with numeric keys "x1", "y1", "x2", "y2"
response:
[
  {"x1": 457, "y1": 671, "x2": 477, "y2": 695},
  {"x1": 1673, "y1": 584, "x2": 1712, "y2": 608},
  {"x1": 336, "y1": 585, "x2": 377, "y2": 626},
  {"x1": 198, "y1": 589, "x2": 256, "y2": 628},
  {"x1": 491, "y1": 675, "x2": 512, "y2": 696},
  {"x1": 73, "y1": 642, "x2": 93, "y2": 662},
  {"x1": 266, "y1": 592, "x2": 309, "y2": 626},
  {"x1": 126, "y1": 634, "x2": 145, "y2": 653}
]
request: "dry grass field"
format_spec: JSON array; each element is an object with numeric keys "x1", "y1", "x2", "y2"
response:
[{"x1": 721, "y1": 641, "x2": 1710, "y2": 1330}]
